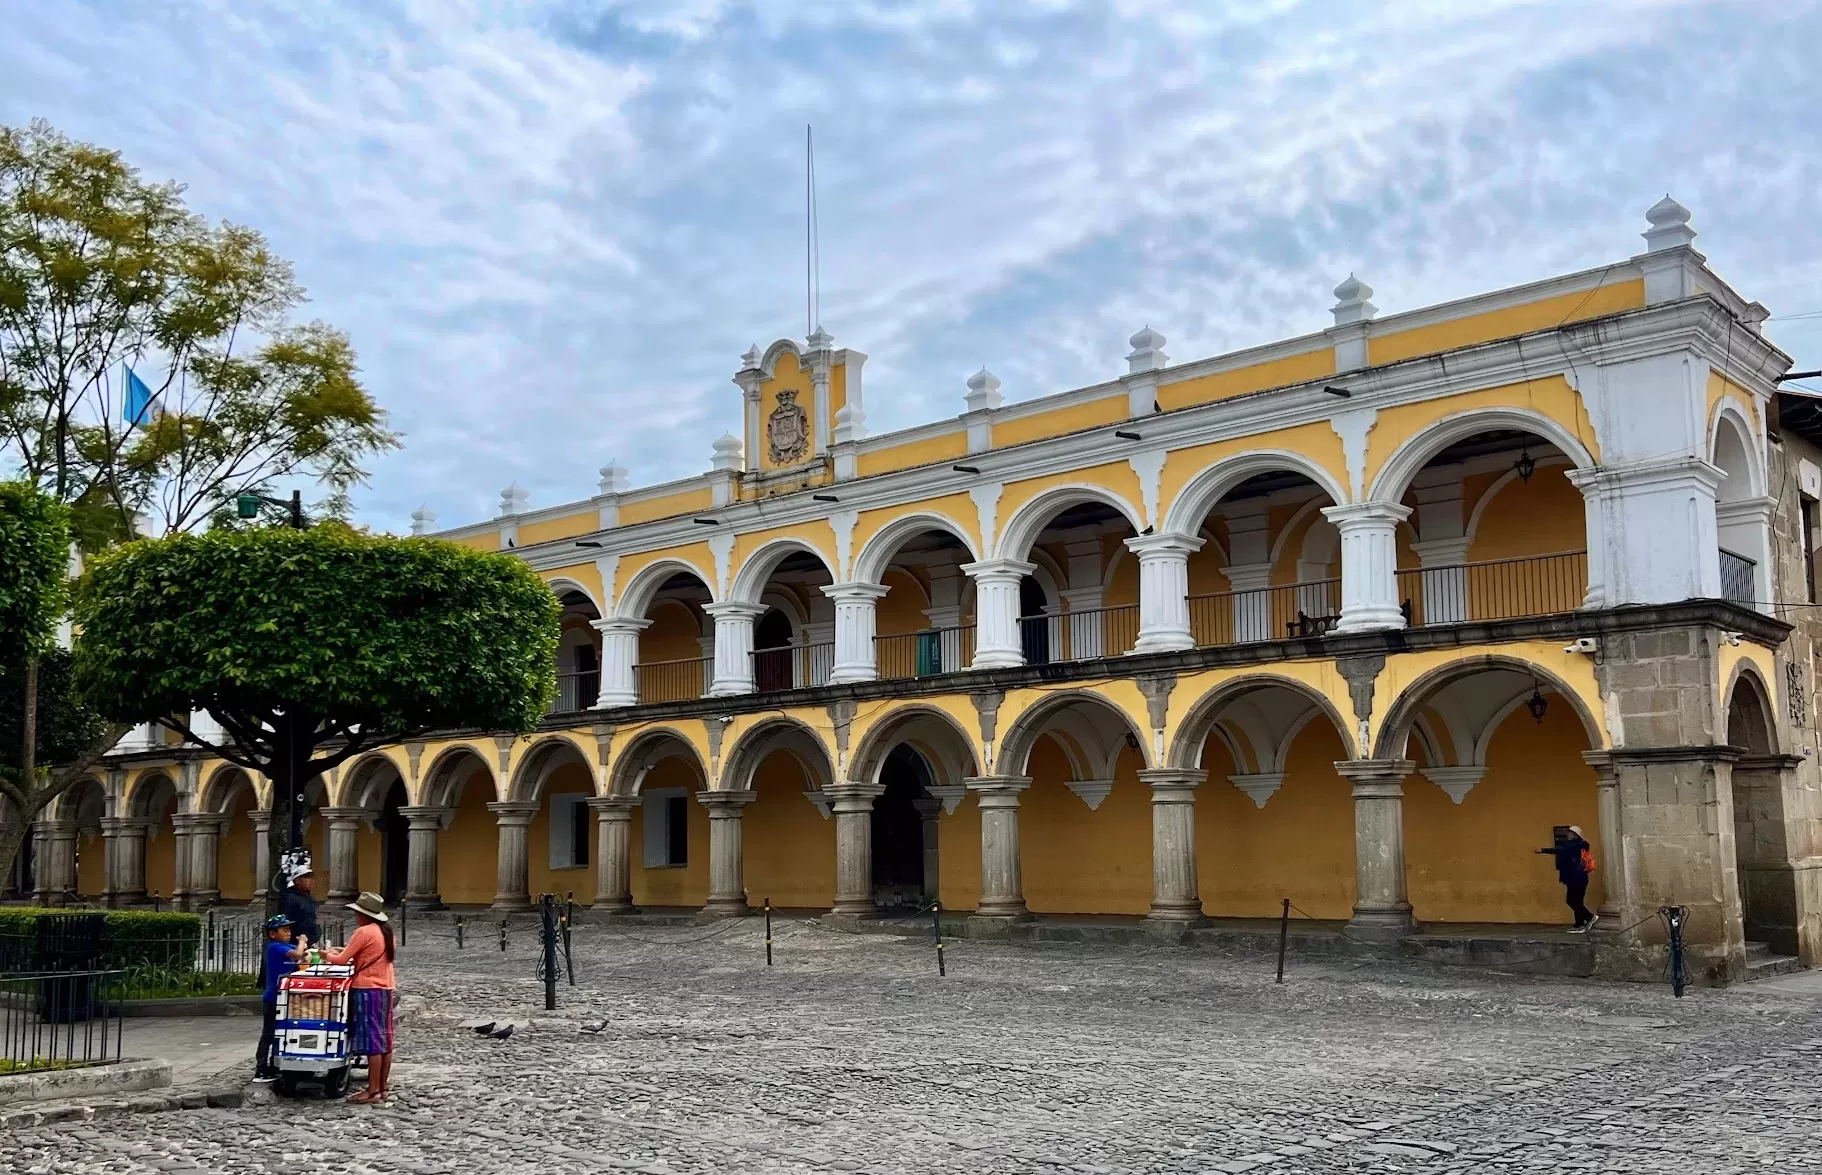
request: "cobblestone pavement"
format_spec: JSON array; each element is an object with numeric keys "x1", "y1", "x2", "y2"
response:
[{"x1": 8, "y1": 912, "x2": 1822, "y2": 1173}]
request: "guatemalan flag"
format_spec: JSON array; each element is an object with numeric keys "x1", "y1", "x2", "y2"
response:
[{"x1": 122, "y1": 365, "x2": 157, "y2": 425}]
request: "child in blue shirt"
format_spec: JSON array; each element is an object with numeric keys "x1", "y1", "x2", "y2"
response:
[{"x1": 255, "y1": 915, "x2": 307, "y2": 1081}]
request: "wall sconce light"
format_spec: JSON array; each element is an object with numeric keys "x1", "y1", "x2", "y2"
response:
[
  {"x1": 1525, "y1": 684, "x2": 1549, "y2": 724},
  {"x1": 1514, "y1": 448, "x2": 1537, "y2": 483}
]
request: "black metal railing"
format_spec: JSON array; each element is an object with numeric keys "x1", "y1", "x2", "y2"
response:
[
  {"x1": 548, "y1": 670, "x2": 600, "y2": 714},
  {"x1": 877, "y1": 624, "x2": 977, "y2": 679},
  {"x1": 1720, "y1": 549, "x2": 1756, "y2": 608},
  {"x1": 1017, "y1": 604, "x2": 1141, "y2": 664},
  {"x1": 634, "y1": 656, "x2": 711, "y2": 705},
  {"x1": 751, "y1": 642, "x2": 834, "y2": 692},
  {"x1": 1, "y1": 969, "x2": 125, "y2": 1074},
  {"x1": 1398, "y1": 550, "x2": 1587, "y2": 625},
  {"x1": 1189, "y1": 579, "x2": 1341, "y2": 647}
]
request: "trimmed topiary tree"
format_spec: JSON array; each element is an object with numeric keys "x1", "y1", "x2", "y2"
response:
[{"x1": 73, "y1": 525, "x2": 560, "y2": 913}]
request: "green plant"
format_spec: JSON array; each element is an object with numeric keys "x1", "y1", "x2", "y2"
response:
[
  {"x1": 109, "y1": 966, "x2": 259, "y2": 1000},
  {"x1": 0, "y1": 907, "x2": 201, "y2": 971}
]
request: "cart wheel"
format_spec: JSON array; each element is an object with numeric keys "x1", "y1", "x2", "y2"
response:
[
  {"x1": 275, "y1": 1072, "x2": 300, "y2": 1097},
  {"x1": 323, "y1": 1067, "x2": 351, "y2": 1099}
]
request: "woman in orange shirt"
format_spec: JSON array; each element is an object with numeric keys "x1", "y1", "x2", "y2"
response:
[{"x1": 325, "y1": 891, "x2": 398, "y2": 1104}]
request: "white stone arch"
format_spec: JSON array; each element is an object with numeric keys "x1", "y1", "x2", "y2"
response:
[
  {"x1": 49, "y1": 775, "x2": 107, "y2": 822},
  {"x1": 197, "y1": 764, "x2": 258, "y2": 816},
  {"x1": 852, "y1": 512, "x2": 982, "y2": 586},
  {"x1": 1367, "y1": 407, "x2": 1596, "y2": 504},
  {"x1": 421, "y1": 744, "x2": 499, "y2": 809},
  {"x1": 608, "y1": 727, "x2": 708, "y2": 797},
  {"x1": 1373, "y1": 654, "x2": 1603, "y2": 761},
  {"x1": 507, "y1": 734, "x2": 594, "y2": 803},
  {"x1": 546, "y1": 576, "x2": 604, "y2": 617},
  {"x1": 340, "y1": 752, "x2": 406, "y2": 811},
  {"x1": 997, "y1": 689, "x2": 1150, "y2": 778},
  {"x1": 1162, "y1": 450, "x2": 1351, "y2": 540},
  {"x1": 1168, "y1": 674, "x2": 1358, "y2": 769},
  {"x1": 719, "y1": 717, "x2": 836, "y2": 793},
  {"x1": 1463, "y1": 455, "x2": 1575, "y2": 544},
  {"x1": 614, "y1": 557, "x2": 718, "y2": 621},
  {"x1": 848, "y1": 705, "x2": 981, "y2": 788},
  {"x1": 727, "y1": 536, "x2": 839, "y2": 607},
  {"x1": 760, "y1": 338, "x2": 805, "y2": 378},
  {"x1": 126, "y1": 770, "x2": 181, "y2": 820},
  {"x1": 996, "y1": 484, "x2": 1145, "y2": 563},
  {"x1": 758, "y1": 584, "x2": 810, "y2": 634},
  {"x1": 1709, "y1": 398, "x2": 1764, "y2": 502}
]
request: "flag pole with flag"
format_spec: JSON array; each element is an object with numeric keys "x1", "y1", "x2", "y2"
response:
[{"x1": 122, "y1": 364, "x2": 157, "y2": 426}]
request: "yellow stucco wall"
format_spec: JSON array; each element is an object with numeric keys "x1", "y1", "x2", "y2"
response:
[
  {"x1": 219, "y1": 788, "x2": 256, "y2": 901},
  {"x1": 621, "y1": 487, "x2": 716, "y2": 528},
  {"x1": 1464, "y1": 464, "x2": 1587, "y2": 563},
  {"x1": 528, "y1": 763, "x2": 594, "y2": 900},
  {"x1": 759, "y1": 351, "x2": 816, "y2": 473},
  {"x1": 439, "y1": 767, "x2": 499, "y2": 906},
  {"x1": 1367, "y1": 279, "x2": 1644, "y2": 367},
  {"x1": 1364, "y1": 376, "x2": 1600, "y2": 498},
  {"x1": 628, "y1": 757, "x2": 710, "y2": 908},
  {"x1": 76, "y1": 830, "x2": 105, "y2": 897},
  {"x1": 517, "y1": 513, "x2": 597, "y2": 549},
  {"x1": 1158, "y1": 347, "x2": 1338, "y2": 412},
  {"x1": 856, "y1": 430, "x2": 970, "y2": 479},
  {"x1": 744, "y1": 753, "x2": 835, "y2": 910},
  {"x1": 992, "y1": 394, "x2": 1127, "y2": 449},
  {"x1": 1021, "y1": 739, "x2": 1151, "y2": 915}
]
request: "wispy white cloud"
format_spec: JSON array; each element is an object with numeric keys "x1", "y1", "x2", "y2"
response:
[{"x1": 3, "y1": 0, "x2": 1817, "y2": 530}]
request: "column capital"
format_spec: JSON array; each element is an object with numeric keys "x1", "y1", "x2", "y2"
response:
[
  {"x1": 1321, "y1": 501, "x2": 1412, "y2": 528},
  {"x1": 1409, "y1": 536, "x2": 1471, "y2": 567},
  {"x1": 486, "y1": 800, "x2": 540, "y2": 825},
  {"x1": 703, "y1": 601, "x2": 768, "y2": 621},
  {"x1": 1136, "y1": 768, "x2": 1206, "y2": 793},
  {"x1": 586, "y1": 794, "x2": 642, "y2": 814},
  {"x1": 822, "y1": 581, "x2": 889, "y2": 603},
  {"x1": 1580, "y1": 749, "x2": 1616, "y2": 780},
  {"x1": 590, "y1": 616, "x2": 652, "y2": 635},
  {"x1": 824, "y1": 781, "x2": 886, "y2": 813},
  {"x1": 1334, "y1": 758, "x2": 1415, "y2": 795},
  {"x1": 960, "y1": 558, "x2": 1037, "y2": 584},
  {"x1": 99, "y1": 816, "x2": 151, "y2": 835},
  {"x1": 319, "y1": 806, "x2": 369, "y2": 829},
  {"x1": 696, "y1": 788, "x2": 757, "y2": 811},
  {"x1": 398, "y1": 805, "x2": 455, "y2": 830},
  {"x1": 965, "y1": 775, "x2": 1031, "y2": 807},
  {"x1": 1124, "y1": 532, "x2": 1205, "y2": 559},
  {"x1": 170, "y1": 812, "x2": 228, "y2": 831}
]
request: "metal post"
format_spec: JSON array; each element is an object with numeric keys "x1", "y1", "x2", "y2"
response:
[
  {"x1": 933, "y1": 901, "x2": 945, "y2": 977},
  {"x1": 562, "y1": 893, "x2": 575, "y2": 987},
  {"x1": 206, "y1": 908, "x2": 216, "y2": 967},
  {"x1": 1276, "y1": 898, "x2": 1290, "y2": 984},
  {"x1": 499, "y1": 919, "x2": 507, "y2": 952},
  {"x1": 540, "y1": 894, "x2": 558, "y2": 1012},
  {"x1": 400, "y1": 897, "x2": 408, "y2": 948},
  {"x1": 764, "y1": 898, "x2": 773, "y2": 967},
  {"x1": 455, "y1": 916, "x2": 464, "y2": 949}
]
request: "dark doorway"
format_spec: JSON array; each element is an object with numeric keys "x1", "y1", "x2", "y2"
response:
[
  {"x1": 753, "y1": 608, "x2": 794, "y2": 692},
  {"x1": 380, "y1": 780, "x2": 409, "y2": 904},
  {"x1": 574, "y1": 643, "x2": 600, "y2": 710},
  {"x1": 1019, "y1": 576, "x2": 1051, "y2": 665},
  {"x1": 873, "y1": 746, "x2": 930, "y2": 908}
]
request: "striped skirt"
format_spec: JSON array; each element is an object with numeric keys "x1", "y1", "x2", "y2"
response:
[{"x1": 349, "y1": 988, "x2": 397, "y2": 1056}]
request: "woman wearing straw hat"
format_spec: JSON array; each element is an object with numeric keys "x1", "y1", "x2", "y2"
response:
[{"x1": 324, "y1": 892, "x2": 397, "y2": 1103}]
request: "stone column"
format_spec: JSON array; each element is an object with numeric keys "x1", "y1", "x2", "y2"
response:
[
  {"x1": 181, "y1": 815, "x2": 226, "y2": 908},
  {"x1": 590, "y1": 617, "x2": 651, "y2": 708},
  {"x1": 1580, "y1": 752, "x2": 1625, "y2": 924},
  {"x1": 398, "y1": 806, "x2": 450, "y2": 910},
  {"x1": 824, "y1": 583, "x2": 889, "y2": 684},
  {"x1": 697, "y1": 790, "x2": 756, "y2": 917},
  {"x1": 963, "y1": 560, "x2": 1035, "y2": 669},
  {"x1": 487, "y1": 800, "x2": 539, "y2": 912},
  {"x1": 826, "y1": 781, "x2": 885, "y2": 917},
  {"x1": 168, "y1": 813, "x2": 196, "y2": 911},
  {"x1": 586, "y1": 795, "x2": 640, "y2": 913},
  {"x1": 32, "y1": 820, "x2": 77, "y2": 906},
  {"x1": 101, "y1": 816, "x2": 149, "y2": 907},
  {"x1": 1336, "y1": 759, "x2": 1418, "y2": 939},
  {"x1": 915, "y1": 792, "x2": 943, "y2": 901},
  {"x1": 249, "y1": 810, "x2": 272, "y2": 902},
  {"x1": 966, "y1": 776, "x2": 1032, "y2": 920},
  {"x1": 1126, "y1": 534, "x2": 1204, "y2": 653},
  {"x1": 1566, "y1": 458, "x2": 1723, "y2": 606},
  {"x1": 321, "y1": 807, "x2": 366, "y2": 903},
  {"x1": 704, "y1": 602, "x2": 766, "y2": 696},
  {"x1": 1140, "y1": 769, "x2": 1207, "y2": 924},
  {"x1": 1728, "y1": 752, "x2": 1807, "y2": 957},
  {"x1": 1323, "y1": 503, "x2": 1412, "y2": 633}
]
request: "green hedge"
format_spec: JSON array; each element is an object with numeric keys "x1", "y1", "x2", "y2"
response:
[{"x1": 0, "y1": 908, "x2": 202, "y2": 972}]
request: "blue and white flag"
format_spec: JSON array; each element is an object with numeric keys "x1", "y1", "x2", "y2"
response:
[{"x1": 122, "y1": 365, "x2": 157, "y2": 425}]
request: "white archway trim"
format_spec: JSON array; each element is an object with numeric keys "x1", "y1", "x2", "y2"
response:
[
  {"x1": 614, "y1": 557, "x2": 717, "y2": 621},
  {"x1": 546, "y1": 576, "x2": 604, "y2": 616},
  {"x1": 727, "y1": 536, "x2": 839, "y2": 606},
  {"x1": 1708, "y1": 397, "x2": 1765, "y2": 501},
  {"x1": 995, "y1": 484, "x2": 1145, "y2": 563},
  {"x1": 1462, "y1": 455, "x2": 1573, "y2": 544},
  {"x1": 851, "y1": 511, "x2": 982, "y2": 585},
  {"x1": 1367, "y1": 407, "x2": 1596, "y2": 504},
  {"x1": 1162, "y1": 450, "x2": 1350, "y2": 539},
  {"x1": 1265, "y1": 496, "x2": 1339, "y2": 571}
]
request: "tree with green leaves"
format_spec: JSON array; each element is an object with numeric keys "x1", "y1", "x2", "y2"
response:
[
  {"x1": 0, "y1": 481, "x2": 120, "y2": 889},
  {"x1": 0, "y1": 118, "x2": 397, "y2": 549},
  {"x1": 74, "y1": 527, "x2": 560, "y2": 911}
]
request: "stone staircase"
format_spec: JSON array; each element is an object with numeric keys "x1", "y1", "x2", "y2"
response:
[{"x1": 1744, "y1": 940, "x2": 1804, "y2": 981}]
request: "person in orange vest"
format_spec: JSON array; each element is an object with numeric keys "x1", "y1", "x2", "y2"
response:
[{"x1": 1536, "y1": 825, "x2": 1597, "y2": 932}]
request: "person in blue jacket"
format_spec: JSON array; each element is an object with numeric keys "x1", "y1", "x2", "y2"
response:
[
  {"x1": 1536, "y1": 825, "x2": 1598, "y2": 933},
  {"x1": 254, "y1": 915, "x2": 306, "y2": 1081}
]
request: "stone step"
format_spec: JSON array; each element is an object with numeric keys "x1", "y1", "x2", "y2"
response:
[{"x1": 1744, "y1": 942, "x2": 1804, "y2": 980}]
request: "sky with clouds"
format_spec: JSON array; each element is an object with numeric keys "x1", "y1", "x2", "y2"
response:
[{"x1": 4, "y1": 0, "x2": 1819, "y2": 532}]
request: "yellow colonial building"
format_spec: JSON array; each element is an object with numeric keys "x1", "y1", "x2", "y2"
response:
[{"x1": 27, "y1": 197, "x2": 1822, "y2": 984}]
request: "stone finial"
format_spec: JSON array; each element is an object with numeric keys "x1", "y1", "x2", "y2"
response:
[
  {"x1": 498, "y1": 483, "x2": 530, "y2": 518},
  {"x1": 409, "y1": 505, "x2": 437, "y2": 536},
  {"x1": 711, "y1": 432, "x2": 744, "y2": 472},
  {"x1": 1126, "y1": 326, "x2": 1167, "y2": 374},
  {"x1": 739, "y1": 343, "x2": 761, "y2": 370},
  {"x1": 1642, "y1": 195, "x2": 1696, "y2": 253},
  {"x1": 1331, "y1": 273, "x2": 1377, "y2": 325},
  {"x1": 832, "y1": 401, "x2": 866, "y2": 445},
  {"x1": 964, "y1": 367, "x2": 1003, "y2": 413},
  {"x1": 806, "y1": 326, "x2": 833, "y2": 352},
  {"x1": 597, "y1": 461, "x2": 629, "y2": 495}
]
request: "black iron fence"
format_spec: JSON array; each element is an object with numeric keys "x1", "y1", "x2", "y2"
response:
[
  {"x1": 635, "y1": 655, "x2": 712, "y2": 704},
  {"x1": 1398, "y1": 550, "x2": 1587, "y2": 625},
  {"x1": 1720, "y1": 549, "x2": 1756, "y2": 608},
  {"x1": 877, "y1": 624, "x2": 976, "y2": 680},
  {"x1": 1, "y1": 969, "x2": 125, "y2": 1074},
  {"x1": 1189, "y1": 579, "x2": 1341, "y2": 646}
]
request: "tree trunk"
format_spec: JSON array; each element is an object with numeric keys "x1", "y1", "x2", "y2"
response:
[
  {"x1": 0, "y1": 717, "x2": 142, "y2": 901},
  {"x1": 262, "y1": 720, "x2": 323, "y2": 921},
  {"x1": 0, "y1": 816, "x2": 29, "y2": 900}
]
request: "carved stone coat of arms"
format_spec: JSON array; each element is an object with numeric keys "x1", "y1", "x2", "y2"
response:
[{"x1": 767, "y1": 389, "x2": 810, "y2": 465}]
